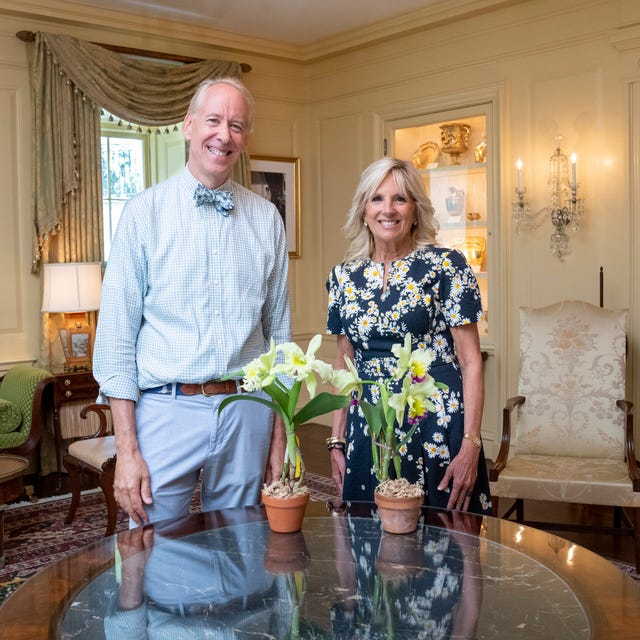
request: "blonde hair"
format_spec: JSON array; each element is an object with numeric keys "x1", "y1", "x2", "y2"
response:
[
  {"x1": 343, "y1": 158, "x2": 438, "y2": 261},
  {"x1": 187, "y1": 77, "x2": 255, "y2": 133}
]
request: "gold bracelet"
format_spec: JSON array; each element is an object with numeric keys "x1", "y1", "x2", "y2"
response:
[
  {"x1": 463, "y1": 433, "x2": 482, "y2": 448},
  {"x1": 325, "y1": 436, "x2": 346, "y2": 446}
]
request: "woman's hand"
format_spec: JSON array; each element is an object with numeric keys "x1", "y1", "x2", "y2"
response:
[
  {"x1": 329, "y1": 335, "x2": 354, "y2": 495},
  {"x1": 443, "y1": 323, "x2": 484, "y2": 511},
  {"x1": 438, "y1": 440, "x2": 480, "y2": 510}
]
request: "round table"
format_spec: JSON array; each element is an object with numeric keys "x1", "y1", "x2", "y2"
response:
[
  {"x1": 0, "y1": 455, "x2": 28, "y2": 568},
  {"x1": 0, "y1": 500, "x2": 639, "y2": 639}
]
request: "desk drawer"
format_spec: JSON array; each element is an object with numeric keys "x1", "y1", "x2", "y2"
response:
[{"x1": 54, "y1": 372, "x2": 99, "y2": 403}]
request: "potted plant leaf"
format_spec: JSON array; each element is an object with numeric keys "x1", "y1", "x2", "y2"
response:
[
  {"x1": 219, "y1": 334, "x2": 354, "y2": 532},
  {"x1": 356, "y1": 333, "x2": 447, "y2": 533}
]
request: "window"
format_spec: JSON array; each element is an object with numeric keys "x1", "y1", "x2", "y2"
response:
[
  {"x1": 100, "y1": 116, "x2": 185, "y2": 258},
  {"x1": 101, "y1": 131, "x2": 148, "y2": 258}
]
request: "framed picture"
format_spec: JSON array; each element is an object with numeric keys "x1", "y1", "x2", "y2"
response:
[{"x1": 250, "y1": 156, "x2": 301, "y2": 258}]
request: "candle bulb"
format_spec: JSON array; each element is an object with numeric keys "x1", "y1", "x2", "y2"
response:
[
  {"x1": 516, "y1": 159, "x2": 523, "y2": 192},
  {"x1": 570, "y1": 153, "x2": 577, "y2": 189}
]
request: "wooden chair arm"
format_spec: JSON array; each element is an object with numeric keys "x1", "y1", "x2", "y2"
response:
[
  {"x1": 617, "y1": 399, "x2": 640, "y2": 491},
  {"x1": 489, "y1": 395, "x2": 525, "y2": 482},
  {"x1": 9, "y1": 374, "x2": 55, "y2": 457},
  {"x1": 79, "y1": 403, "x2": 112, "y2": 439}
]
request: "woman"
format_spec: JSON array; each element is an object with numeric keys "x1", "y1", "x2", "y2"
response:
[{"x1": 326, "y1": 157, "x2": 491, "y2": 514}]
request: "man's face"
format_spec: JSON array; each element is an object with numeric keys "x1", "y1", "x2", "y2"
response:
[{"x1": 183, "y1": 84, "x2": 250, "y2": 188}]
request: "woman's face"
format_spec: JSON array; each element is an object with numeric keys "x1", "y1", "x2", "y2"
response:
[{"x1": 363, "y1": 173, "x2": 417, "y2": 250}]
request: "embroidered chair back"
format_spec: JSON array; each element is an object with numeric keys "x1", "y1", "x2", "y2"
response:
[{"x1": 514, "y1": 300, "x2": 627, "y2": 460}]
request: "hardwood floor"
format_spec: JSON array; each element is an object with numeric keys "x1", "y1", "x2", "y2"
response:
[
  {"x1": 298, "y1": 422, "x2": 636, "y2": 566},
  {"x1": 23, "y1": 421, "x2": 635, "y2": 566}
]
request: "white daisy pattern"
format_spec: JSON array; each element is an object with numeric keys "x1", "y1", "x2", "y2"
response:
[{"x1": 326, "y1": 246, "x2": 492, "y2": 514}]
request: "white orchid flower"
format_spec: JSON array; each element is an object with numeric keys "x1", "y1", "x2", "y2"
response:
[
  {"x1": 241, "y1": 338, "x2": 278, "y2": 391},
  {"x1": 331, "y1": 355, "x2": 362, "y2": 398},
  {"x1": 275, "y1": 334, "x2": 332, "y2": 398},
  {"x1": 390, "y1": 333, "x2": 413, "y2": 379}
]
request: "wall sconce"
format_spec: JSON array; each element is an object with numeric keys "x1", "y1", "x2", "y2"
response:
[
  {"x1": 41, "y1": 262, "x2": 103, "y2": 371},
  {"x1": 512, "y1": 136, "x2": 584, "y2": 260}
]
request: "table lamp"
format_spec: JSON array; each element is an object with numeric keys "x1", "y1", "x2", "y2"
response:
[{"x1": 41, "y1": 262, "x2": 103, "y2": 371}]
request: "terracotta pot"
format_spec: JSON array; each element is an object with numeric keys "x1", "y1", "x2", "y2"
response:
[
  {"x1": 374, "y1": 491, "x2": 423, "y2": 534},
  {"x1": 264, "y1": 530, "x2": 311, "y2": 574},
  {"x1": 262, "y1": 490, "x2": 310, "y2": 533}
]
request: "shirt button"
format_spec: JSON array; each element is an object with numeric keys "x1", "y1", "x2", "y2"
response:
[{"x1": 214, "y1": 310, "x2": 220, "y2": 316}]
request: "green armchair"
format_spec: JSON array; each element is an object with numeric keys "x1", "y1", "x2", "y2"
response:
[{"x1": 0, "y1": 365, "x2": 55, "y2": 457}]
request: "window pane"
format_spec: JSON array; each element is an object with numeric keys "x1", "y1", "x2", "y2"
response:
[{"x1": 107, "y1": 138, "x2": 145, "y2": 198}]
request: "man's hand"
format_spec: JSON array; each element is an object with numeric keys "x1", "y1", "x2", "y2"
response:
[
  {"x1": 114, "y1": 450, "x2": 152, "y2": 526},
  {"x1": 110, "y1": 398, "x2": 152, "y2": 526}
]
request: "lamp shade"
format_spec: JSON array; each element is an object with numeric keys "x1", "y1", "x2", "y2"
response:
[{"x1": 41, "y1": 262, "x2": 102, "y2": 313}]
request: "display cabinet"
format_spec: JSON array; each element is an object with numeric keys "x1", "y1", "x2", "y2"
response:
[{"x1": 390, "y1": 113, "x2": 490, "y2": 339}]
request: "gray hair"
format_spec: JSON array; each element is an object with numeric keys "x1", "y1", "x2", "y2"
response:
[
  {"x1": 343, "y1": 157, "x2": 438, "y2": 261},
  {"x1": 187, "y1": 77, "x2": 255, "y2": 133}
]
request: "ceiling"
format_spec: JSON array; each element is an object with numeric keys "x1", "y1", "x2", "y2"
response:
[{"x1": 70, "y1": 0, "x2": 456, "y2": 46}]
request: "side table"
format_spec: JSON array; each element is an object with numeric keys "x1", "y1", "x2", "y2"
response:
[
  {"x1": 52, "y1": 369, "x2": 100, "y2": 480},
  {"x1": 0, "y1": 454, "x2": 28, "y2": 567}
]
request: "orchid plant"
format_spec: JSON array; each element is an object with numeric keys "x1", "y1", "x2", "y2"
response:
[
  {"x1": 356, "y1": 333, "x2": 447, "y2": 492},
  {"x1": 219, "y1": 334, "x2": 353, "y2": 495}
]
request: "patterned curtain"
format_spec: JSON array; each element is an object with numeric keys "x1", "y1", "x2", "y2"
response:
[{"x1": 27, "y1": 31, "x2": 246, "y2": 271}]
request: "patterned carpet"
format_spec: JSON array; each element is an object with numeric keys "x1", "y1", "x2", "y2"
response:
[{"x1": 0, "y1": 472, "x2": 339, "y2": 604}]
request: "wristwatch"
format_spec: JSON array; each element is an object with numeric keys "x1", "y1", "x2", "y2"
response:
[{"x1": 463, "y1": 432, "x2": 482, "y2": 448}]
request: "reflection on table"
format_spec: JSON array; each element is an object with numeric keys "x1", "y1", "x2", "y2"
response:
[{"x1": 1, "y1": 501, "x2": 639, "y2": 639}]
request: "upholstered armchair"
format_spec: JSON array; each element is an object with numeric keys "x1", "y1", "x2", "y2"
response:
[
  {"x1": 490, "y1": 300, "x2": 640, "y2": 571},
  {"x1": 0, "y1": 365, "x2": 55, "y2": 459}
]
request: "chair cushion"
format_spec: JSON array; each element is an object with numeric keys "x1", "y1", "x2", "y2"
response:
[
  {"x1": 490, "y1": 454, "x2": 640, "y2": 507},
  {"x1": 0, "y1": 398, "x2": 22, "y2": 434},
  {"x1": 67, "y1": 436, "x2": 116, "y2": 469},
  {"x1": 0, "y1": 365, "x2": 53, "y2": 443},
  {"x1": 515, "y1": 301, "x2": 627, "y2": 459}
]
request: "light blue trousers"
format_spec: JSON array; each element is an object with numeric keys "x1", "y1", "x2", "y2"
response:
[{"x1": 134, "y1": 388, "x2": 273, "y2": 526}]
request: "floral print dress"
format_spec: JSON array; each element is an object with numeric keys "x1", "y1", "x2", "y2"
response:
[{"x1": 326, "y1": 246, "x2": 491, "y2": 514}]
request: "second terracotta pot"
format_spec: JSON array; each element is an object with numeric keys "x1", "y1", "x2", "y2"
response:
[{"x1": 374, "y1": 491, "x2": 423, "y2": 534}]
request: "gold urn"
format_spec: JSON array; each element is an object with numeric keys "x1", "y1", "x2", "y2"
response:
[{"x1": 439, "y1": 122, "x2": 471, "y2": 165}]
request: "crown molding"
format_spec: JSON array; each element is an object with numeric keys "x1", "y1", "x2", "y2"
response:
[
  {"x1": 609, "y1": 23, "x2": 640, "y2": 52},
  {"x1": 3, "y1": 0, "x2": 519, "y2": 63}
]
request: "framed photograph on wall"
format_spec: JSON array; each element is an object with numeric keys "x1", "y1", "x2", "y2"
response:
[{"x1": 250, "y1": 155, "x2": 301, "y2": 258}]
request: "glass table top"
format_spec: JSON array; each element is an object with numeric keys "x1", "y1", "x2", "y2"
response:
[{"x1": 61, "y1": 515, "x2": 589, "y2": 639}]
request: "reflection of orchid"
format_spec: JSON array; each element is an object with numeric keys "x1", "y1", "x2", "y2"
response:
[
  {"x1": 220, "y1": 335, "x2": 354, "y2": 494},
  {"x1": 358, "y1": 333, "x2": 447, "y2": 488}
]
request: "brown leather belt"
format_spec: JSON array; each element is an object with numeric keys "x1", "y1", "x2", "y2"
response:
[{"x1": 144, "y1": 380, "x2": 242, "y2": 396}]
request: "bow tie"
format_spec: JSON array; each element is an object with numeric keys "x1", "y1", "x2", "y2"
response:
[{"x1": 193, "y1": 184, "x2": 235, "y2": 216}]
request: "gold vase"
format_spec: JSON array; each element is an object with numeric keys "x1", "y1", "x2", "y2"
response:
[{"x1": 439, "y1": 122, "x2": 471, "y2": 165}]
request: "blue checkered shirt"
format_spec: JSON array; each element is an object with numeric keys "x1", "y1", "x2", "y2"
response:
[{"x1": 93, "y1": 167, "x2": 291, "y2": 401}]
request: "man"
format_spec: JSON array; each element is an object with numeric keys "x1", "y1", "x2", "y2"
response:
[{"x1": 93, "y1": 77, "x2": 290, "y2": 527}]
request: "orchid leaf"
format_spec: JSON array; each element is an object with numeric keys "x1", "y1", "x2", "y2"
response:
[
  {"x1": 218, "y1": 393, "x2": 285, "y2": 424},
  {"x1": 287, "y1": 380, "x2": 302, "y2": 418},
  {"x1": 359, "y1": 400, "x2": 384, "y2": 438},
  {"x1": 293, "y1": 392, "x2": 350, "y2": 426},
  {"x1": 262, "y1": 381, "x2": 290, "y2": 413}
]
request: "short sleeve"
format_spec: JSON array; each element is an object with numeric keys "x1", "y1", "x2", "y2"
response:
[
  {"x1": 439, "y1": 249, "x2": 484, "y2": 326},
  {"x1": 326, "y1": 265, "x2": 346, "y2": 335}
]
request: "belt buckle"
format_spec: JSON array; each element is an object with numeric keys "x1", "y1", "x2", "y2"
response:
[{"x1": 201, "y1": 382, "x2": 214, "y2": 397}]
